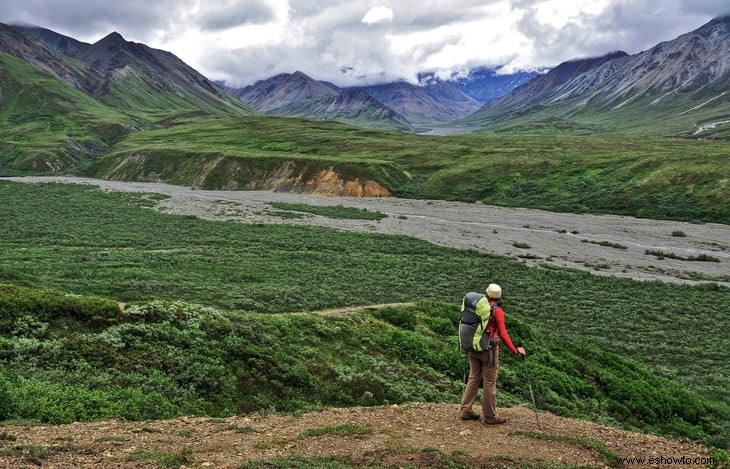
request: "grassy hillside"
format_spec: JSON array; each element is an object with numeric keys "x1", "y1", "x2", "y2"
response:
[
  {"x1": 0, "y1": 53, "x2": 132, "y2": 173},
  {"x1": 0, "y1": 181, "x2": 727, "y2": 448},
  {"x1": 0, "y1": 48, "x2": 256, "y2": 176},
  {"x1": 97, "y1": 65, "x2": 256, "y2": 121},
  {"x1": 83, "y1": 116, "x2": 412, "y2": 193},
  {"x1": 0, "y1": 286, "x2": 726, "y2": 448},
  {"x1": 85, "y1": 116, "x2": 730, "y2": 223}
]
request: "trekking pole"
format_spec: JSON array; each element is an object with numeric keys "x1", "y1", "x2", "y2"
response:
[{"x1": 520, "y1": 348, "x2": 541, "y2": 430}]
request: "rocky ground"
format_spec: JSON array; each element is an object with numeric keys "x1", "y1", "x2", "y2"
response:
[
  {"x1": 4, "y1": 176, "x2": 729, "y2": 286},
  {"x1": 0, "y1": 403, "x2": 712, "y2": 468}
]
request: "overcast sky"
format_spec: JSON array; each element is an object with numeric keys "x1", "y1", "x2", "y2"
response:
[{"x1": 2, "y1": 0, "x2": 729, "y2": 87}]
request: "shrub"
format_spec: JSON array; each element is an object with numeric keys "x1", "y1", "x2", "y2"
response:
[
  {"x1": 0, "y1": 375, "x2": 10, "y2": 420},
  {"x1": 2, "y1": 378, "x2": 184, "y2": 423},
  {"x1": 372, "y1": 306, "x2": 416, "y2": 330},
  {"x1": 0, "y1": 284, "x2": 121, "y2": 333}
]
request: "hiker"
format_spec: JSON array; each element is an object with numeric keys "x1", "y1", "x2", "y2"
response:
[{"x1": 459, "y1": 283, "x2": 526, "y2": 424}]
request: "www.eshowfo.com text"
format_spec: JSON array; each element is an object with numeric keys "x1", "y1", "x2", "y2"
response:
[{"x1": 616, "y1": 455, "x2": 715, "y2": 466}]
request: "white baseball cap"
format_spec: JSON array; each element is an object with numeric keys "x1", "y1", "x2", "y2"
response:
[{"x1": 486, "y1": 283, "x2": 502, "y2": 299}]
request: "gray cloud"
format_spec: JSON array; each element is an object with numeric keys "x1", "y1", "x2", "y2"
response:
[
  {"x1": 1, "y1": 0, "x2": 728, "y2": 87},
  {"x1": 511, "y1": 0, "x2": 726, "y2": 71},
  {"x1": 388, "y1": 0, "x2": 493, "y2": 29},
  {"x1": 589, "y1": 0, "x2": 724, "y2": 54},
  {"x1": 203, "y1": 3, "x2": 407, "y2": 87},
  {"x1": 1, "y1": 0, "x2": 195, "y2": 42},
  {"x1": 679, "y1": 0, "x2": 730, "y2": 17},
  {"x1": 197, "y1": 0, "x2": 279, "y2": 31}
]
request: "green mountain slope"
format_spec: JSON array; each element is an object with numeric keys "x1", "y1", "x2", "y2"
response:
[
  {"x1": 97, "y1": 66, "x2": 255, "y2": 120},
  {"x1": 462, "y1": 85, "x2": 730, "y2": 138},
  {"x1": 78, "y1": 32, "x2": 256, "y2": 120},
  {"x1": 0, "y1": 52, "x2": 132, "y2": 173},
  {"x1": 0, "y1": 24, "x2": 257, "y2": 174}
]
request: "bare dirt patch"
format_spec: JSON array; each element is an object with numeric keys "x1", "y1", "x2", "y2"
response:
[{"x1": 0, "y1": 404, "x2": 711, "y2": 468}]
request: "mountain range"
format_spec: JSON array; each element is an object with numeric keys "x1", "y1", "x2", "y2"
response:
[
  {"x1": 0, "y1": 15, "x2": 728, "y2": 174},
  {"x1": 226, "y1": 71, "x2": 414, "y2": 131},
  {"x1": 225, "y1": 70, "x2": 489, "y2": 131},
  {"x1": 225, "y1": 15, "x2": 730, "y2": 137},
  {"x1": 463, "y1": 15, "x2": 730, "y2": 137}
]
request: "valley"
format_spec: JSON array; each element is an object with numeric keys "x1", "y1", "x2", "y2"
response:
[
  {"x1": 6, "y1": 176, "x2": 729, "y2": 286},
  {"x1": 1, "y1": 12, "x2": 729, "y2": 467}
]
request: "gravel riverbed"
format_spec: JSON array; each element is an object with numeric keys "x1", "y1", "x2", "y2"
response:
[{"x1": 5, "y1": 176, "x2": 729, "y2": 286}]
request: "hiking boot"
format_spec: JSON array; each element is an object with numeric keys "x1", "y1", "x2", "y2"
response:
[
  {"x1": 460, "y1": 410, "x2": 480, "y2": 421},
  {"x1": 481, "y1": 415, "x2": 507, "y2": 425}
]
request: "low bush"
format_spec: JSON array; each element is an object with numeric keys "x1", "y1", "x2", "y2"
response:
[{"x1": 0, "y1": 284, "x2": 121, "y2": 333}]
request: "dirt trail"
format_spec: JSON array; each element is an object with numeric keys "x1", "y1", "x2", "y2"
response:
[
  {"x1": 0, "y1": 404, "x2": 711, "y2": 468},
  {"x1": 4, "y1": 176, "x2": 728, "y2": 286},
  {"x1": 308, "y1": 302, "x2": 414, "y2": 316}
]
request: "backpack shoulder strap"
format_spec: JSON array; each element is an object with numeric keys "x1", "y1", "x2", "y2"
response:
[{"x1": 488, "y1": 303, "x2": 496, "y2": 324}]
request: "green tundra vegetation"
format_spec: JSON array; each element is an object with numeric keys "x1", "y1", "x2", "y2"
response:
[
  {"x1": 0, "y1": 181, "x2": 728, "y2": 449},
  {"x1": 82, "y1": 116, "x2": 730, "y2": 224}
]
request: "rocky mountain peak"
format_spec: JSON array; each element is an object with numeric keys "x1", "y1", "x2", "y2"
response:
[
  {"x1": 96, "y1": 31, "x2": 127, "y2": 47},
  {"x1": 234, "y1": 71, "x2": 339, "y2": 112},
  {"x1": 73, "y1": 30, "x2": 138, "y2": 75},
  {"x1": 291, "y1": 70, "x2": 310, "y2": 79}
]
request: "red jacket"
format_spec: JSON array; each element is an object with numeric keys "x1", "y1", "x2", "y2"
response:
[{"x1": 487, "y1": 301, "x2": 519, "y2": 355}]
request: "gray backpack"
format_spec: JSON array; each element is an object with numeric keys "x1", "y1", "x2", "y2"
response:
[{"x1": 459, "y1": 292, "x2": 496, "y2": 352}]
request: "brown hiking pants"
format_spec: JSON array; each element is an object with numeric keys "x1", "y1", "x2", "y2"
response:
[{"x1": 459, "y1": 347, "x2": 499, "y2": 419}]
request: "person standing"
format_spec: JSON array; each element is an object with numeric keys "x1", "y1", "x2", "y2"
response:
[{"x1": 459, "y1": 283, "x2": 526, "y2": 424}]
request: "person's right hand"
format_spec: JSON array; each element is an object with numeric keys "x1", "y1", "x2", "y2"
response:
[{"x1": 516, "y1": 346, "x2": 526, "y2": 356}]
